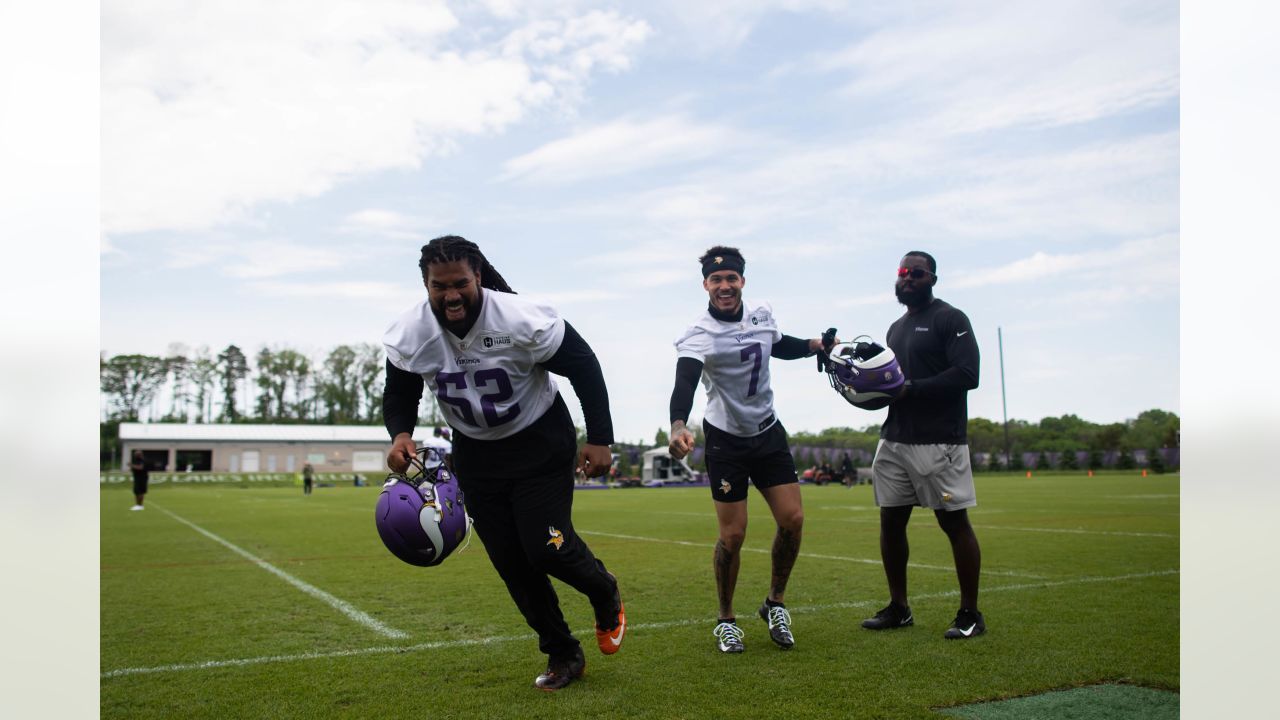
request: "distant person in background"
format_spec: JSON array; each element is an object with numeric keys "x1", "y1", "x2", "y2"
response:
[
  {"x1": 668, "y1": 245, "x2": 836, "y2": 654},
  {"x1": 861, "y1": 250, "x2": 984, "y2": 640},
  {"x1": 129, "y1": 450, "x2": 148, "y2": 511},
  {"x1": 840, "y1": 452, "x2": 855, "y2": 487},
  {"x1": 303, "y1": 463, "x2": 314, "y2": 495}
]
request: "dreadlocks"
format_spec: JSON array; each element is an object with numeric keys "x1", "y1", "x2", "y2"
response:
[{"x1": 419, "y1": 235, "x2": 516, "y2": 294}]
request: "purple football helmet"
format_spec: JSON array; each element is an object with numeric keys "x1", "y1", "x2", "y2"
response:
[
  {"x1": 375, "y1": 446, "x2": 472, "y2": 567},
  {"x1": 825, "y1": 336, "x2": 906, "y2": 411}
]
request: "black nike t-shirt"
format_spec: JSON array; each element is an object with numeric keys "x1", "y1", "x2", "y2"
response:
[{"x1": 880, "y1": 298, "x2": 980, "y2": 444}]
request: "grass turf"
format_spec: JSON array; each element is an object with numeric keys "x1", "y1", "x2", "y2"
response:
[{"x1": 101, "y1": 471, "x2": 1178, "y2": 719}]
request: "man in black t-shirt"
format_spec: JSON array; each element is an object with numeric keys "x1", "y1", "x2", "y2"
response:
[
  {"x1": 860, "y1": 251, "x2": 986, "y2": 640},
  {"x1": 129, "y1": 450, "x2": 148, "y2": 511}
]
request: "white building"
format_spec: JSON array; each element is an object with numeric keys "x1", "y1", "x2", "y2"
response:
[{"x1": 118, "y1": 422, "x2": 445, "y2": 474}]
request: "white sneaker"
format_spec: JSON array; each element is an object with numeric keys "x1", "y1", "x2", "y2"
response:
[{"x1": 130, "y1": 505, "x2": 144, "y2": 511}]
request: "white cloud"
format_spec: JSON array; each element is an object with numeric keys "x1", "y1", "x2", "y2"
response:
[
  {"x1": 817, "y1": 0, "x2": 1177, "y2": 134},
  {"x1": 102, "y1": 1, "x2": 650, "y2": 234},
  {"x1": 338, "y1": 209, "x2": 438, "y2": 240},
  {"x1": 952, "y1": 234, "x2": 1178, "y2": 289},
  {"x1": 249, "y1": 279, "x2": 411, "y2": 301},
  {"x1": 161, "y1": 239, "x2": 347, "y2": 278},
  {"x1": 501, "y1": 114, "x2": 745, "y2": 184}
]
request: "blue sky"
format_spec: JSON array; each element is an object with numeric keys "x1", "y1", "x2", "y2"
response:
[{"x1": 99, "y1": 0, "x2": 1179, "y2": 442}]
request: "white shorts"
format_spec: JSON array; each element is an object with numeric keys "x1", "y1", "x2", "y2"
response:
[{"x1": 871, "y1": 440, "x2": 976, "y2": 511}]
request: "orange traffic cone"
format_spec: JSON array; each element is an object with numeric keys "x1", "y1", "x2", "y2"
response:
[{"x1": 1025, "y1": 471, "x2": 1032, "y2": 479}]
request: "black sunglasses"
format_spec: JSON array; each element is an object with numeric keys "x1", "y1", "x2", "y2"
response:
[{"x1": 897, "y1": 267, "x2": 934, "y2": 280}]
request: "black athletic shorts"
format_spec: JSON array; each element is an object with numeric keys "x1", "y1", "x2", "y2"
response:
[
  {"x1": 132, "y1": 473, "x2": 148, "y2": 496},
  {"x1": 703, "y1": 420, "x2": 798, "y2": 503}
]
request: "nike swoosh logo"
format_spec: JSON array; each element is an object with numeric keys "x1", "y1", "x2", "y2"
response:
[
  {"x1": 958, "y1": 624, "x2": 975, "y2": 636},
  {"x1": 956, "y1": 331, "x2": 968, "y2": 337},
  {"x1": 607, "y1": 625, "x2": 625, "y2": 646},
  {"x1": 902, "y1": 616, "x2": 913, "y2": 625}
]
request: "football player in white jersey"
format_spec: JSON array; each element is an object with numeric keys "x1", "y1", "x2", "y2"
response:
[
  {"x1": 382, "y1": 236, "x2": 625, "y2": 691},
  {"x1": 668, "y1": 246, "x2": 836, "y2": 654}
]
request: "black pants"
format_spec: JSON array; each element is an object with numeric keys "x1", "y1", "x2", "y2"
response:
[
  {"x1": 453, "y1": 398, "x2": 615, "y2": 659},
  {"x1": 304, "y1": 478, "x2": 312, "y2": 495}
]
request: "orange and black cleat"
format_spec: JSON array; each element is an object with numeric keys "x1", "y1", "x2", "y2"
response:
[{"x1": 594, "y1": 575, "x2": 626, "y2": 655}]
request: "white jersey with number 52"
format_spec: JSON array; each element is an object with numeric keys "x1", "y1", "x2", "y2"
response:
[
  {"x1": 674, "y1": 298, "x2": 783, "y2": 437},
  {"x1": 383, "y1": 292, "x2": 565, "y2": 440}
]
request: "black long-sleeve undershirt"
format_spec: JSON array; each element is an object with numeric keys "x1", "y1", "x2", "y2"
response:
[{"x1": 382, "y1": 321, "x2": 613, "y2": 445}]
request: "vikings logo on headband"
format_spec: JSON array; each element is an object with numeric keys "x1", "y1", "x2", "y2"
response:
[{"x1": 702, "y1": 253, "x2": 745, "y2": 278}]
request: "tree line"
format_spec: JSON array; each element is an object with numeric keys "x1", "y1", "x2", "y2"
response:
[
  {"x1": 101, "y1": 344, "x2": 1179, "y2": 472},
  {"x1": 786, "y1": 409, "x2": 1179, "y2": 455},
  {"x1": 100, "y1": 343, "x2": 400, "y2": 425}
]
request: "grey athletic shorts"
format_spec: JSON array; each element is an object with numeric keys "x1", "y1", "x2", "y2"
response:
[{"x1": 871, "y1": 440, "x2": 976, "y2": 511}]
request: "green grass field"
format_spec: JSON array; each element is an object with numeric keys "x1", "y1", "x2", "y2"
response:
[{"x1": 101, "y1": 472, "x2": 1178, "y2": 719}]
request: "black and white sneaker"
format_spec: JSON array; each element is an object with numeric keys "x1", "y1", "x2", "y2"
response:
[
  {"x1": 713, "y1": 620, "x2": 745, "y2": 653},
  {"x1": 861, "y1": 602, "x2": 914, "y2": 630},
  {"x1": 943, "y1": 608, "x2": 986, "y2": 639},
  {"x1": 758, "y1": 601, "x2": 795, "y2": 649}
]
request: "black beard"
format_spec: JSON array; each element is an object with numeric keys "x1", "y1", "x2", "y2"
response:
[
  {"x1": 431, "y1": 297, "x2": 481, "y2": 337},
  {"x1": 895, "y1": 286, "x2": 932, "y2": 310}
]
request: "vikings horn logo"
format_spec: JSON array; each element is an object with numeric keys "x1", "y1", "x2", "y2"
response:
[
  {"x1": 719, "y1": 479, "x2": 732, "y2": 494},
  {"x1": 714, "y1": 256, "x2": 724, "y2": 264},
  {"x1": 546, "y1": 526, "x2": 564, "y2": 550}
]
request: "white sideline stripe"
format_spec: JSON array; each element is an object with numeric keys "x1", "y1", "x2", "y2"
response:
[
  {"x1": 151, "y1": 503, "x2": 407, "y2": 640},
  {"x1": 974, "y1": 524, "x2": 1174, "y2": 539},
  {"x1": 577, "y1": 529, "x2": 1044, "y2": 579},
  {"x1": 818, "y1": 515, "x2": 1175, "y2": 538},
  {"x1": 101, "y1": 569, "x2": 1177, "y2": 679}
]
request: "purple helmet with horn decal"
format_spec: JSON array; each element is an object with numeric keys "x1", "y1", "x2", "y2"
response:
[
  {"x1": 825, "y1": 336, "x2": 906, "y2": 411},
  {"x1": 375, "y1": 446, "x2": 472, "y2": 567}
]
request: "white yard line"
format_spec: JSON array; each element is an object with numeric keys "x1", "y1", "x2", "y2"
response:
[
  {"x1": 102, "y1": 569, "x2": 1177, "y2": 679},
  {"x1": 973, "y1": 524, "x2": 1174, "y2": 539},
  {"x1": 578, "y1": 529, "x2": 1044, "y2": 578},
  {"x1": 817, "y1": 514, "x2": 1174, "y2": 538},
  {"x1": 151, "y1": 503, "x2": 407, "y2": 640}
]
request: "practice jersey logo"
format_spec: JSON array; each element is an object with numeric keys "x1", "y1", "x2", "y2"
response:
[
  {"x1": 748, "y1": 308, "x2": 772, "y2": 327},
  {"x1": 481, "y1": 334, "x2": 513, "y2": 349},
  {"x1": 546, "y1": 526, "x2": 564, "y2": 550}
]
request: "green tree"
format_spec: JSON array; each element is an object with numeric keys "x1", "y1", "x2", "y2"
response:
[
  {"x1": 355, "y1": 343, "x2": 385, "y2": 424},
  {"x1": 163, "y1": 342, "x2": 190, "y2": 422},
  {"x1": 1088, "y1": 450, "x2": 1104, "y2": 470},
  {"x1": 100, "y1": 353, "x2": 168, "y2": 421},
  {"x1": 217, "y1": 344, "x2": 249, "y2": 422},
  {"x1": 1061, "y1": 448, "x2": 1079, "y2": 470},
  {"x1": 1148, "y1": 447, "x2": 1167, "y2": 474},
  {"x1": 654, "y1": 427, "x2": 669, "y2": 447},
  {"x1": 1116, "y1": 448, "x2": 1136, "y2": 470},
  {"x1": 318, "y1": 345, "x2": 361, "y2": 423},
  {"x1": 188, "y1": 346, "x2": 217, "y2": 423}
]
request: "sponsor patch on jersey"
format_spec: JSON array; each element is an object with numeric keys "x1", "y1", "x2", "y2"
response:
[
  {"x1": 480, "y1": 334, "x2": 513, "y2": 349},
  {"x1": 748, "y1": 308, "x2": 772, "y2": 326}
]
